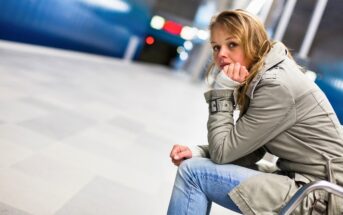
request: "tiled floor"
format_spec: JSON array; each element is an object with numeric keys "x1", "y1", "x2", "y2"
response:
[{"x1": 0, "y1": 41, "x2": 239, "y2": 215}]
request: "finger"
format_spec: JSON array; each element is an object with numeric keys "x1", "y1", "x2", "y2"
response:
[
  {"x1": 172, "y1": 156, "x2": 189, "y2": 166},
  {"x1": 176, "y1": 149, "x2": 192, "y2": 160},
  {"x1": 171, "y1": 157, "x2": 182, "y2": 164},
  {"x1": 170, "y1": 145, "x2": 180, "y2": 158},
  {"x1": 227, "y1": 63, "x2": 234, "y2": 78},
  {"x1": 172, "y1": 159, "x2": 182, "y2": 166},
  {"x1": 171, "y1": 156, "x2": 182, "y2": 165},
  {"x1": 240, "y1": 66, "x2": 250, "y2": 82},
  {"x1": 170, "y1": 145, "x2": 190, "y2": 160},
  {"x1": 222, "y1": 65, "x2": 229, "y2": 76},
  {"x1": 173, "y1": 148, "x2": 190, "y2": 160},
  {"x1": 232, "y1": 63, "x2": 241, "y2": 81}
]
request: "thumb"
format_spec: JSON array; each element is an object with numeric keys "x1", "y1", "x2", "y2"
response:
[{"x1": 174, "y1": 149, "x2": 192, "y2": 160}]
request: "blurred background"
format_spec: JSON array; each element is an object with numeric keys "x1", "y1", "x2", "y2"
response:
[
  {"x1": 0, "y1": 0, "x2": 342, "y2": 121},
  {"x1": 0, "y1": 0, "x2": 342, "y2": 215}
]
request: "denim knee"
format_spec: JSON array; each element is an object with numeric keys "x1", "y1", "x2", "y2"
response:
[
  {"x1": 177, "y1": 158, "x2": 201, "y2": 188},
  {"x1": 178, "y1": 158, "x2": 205, "y2": 174},
  {"x1": 177, "y1": 158, "x2": 210, "y2": 184}
]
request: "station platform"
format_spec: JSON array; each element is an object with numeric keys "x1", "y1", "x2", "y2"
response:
[{"x1": 0, "y1": 41, "x2": 239, "y2": 215}]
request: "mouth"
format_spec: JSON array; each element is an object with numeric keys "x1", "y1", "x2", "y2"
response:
[{"x1": 219, "y1": 63, "x2": 230, "y2": 69}]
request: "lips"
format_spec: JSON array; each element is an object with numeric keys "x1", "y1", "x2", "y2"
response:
[{"x1": 220, "y1": 63, "x2": 230, "y2": 69}]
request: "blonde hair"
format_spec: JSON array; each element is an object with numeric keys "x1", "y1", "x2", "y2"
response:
[{"x1": 208, "y1": 9, "x2": 272, "y2": 113}]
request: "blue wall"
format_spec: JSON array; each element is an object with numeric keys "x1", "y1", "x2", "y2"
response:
[
  {"x1": 315, "y1": 62, "x2": 343, "y2": 124},
  {"x1": 0, "y1": 0, "x2": 151, "y2": 58}
]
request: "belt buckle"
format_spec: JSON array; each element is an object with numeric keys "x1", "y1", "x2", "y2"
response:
[{"x1": 209, "y1": 99, "x2": 218, "y2": 114}]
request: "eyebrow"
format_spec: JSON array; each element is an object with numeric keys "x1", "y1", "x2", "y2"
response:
[
  {"x1": 225, "y1": 36, "x2": 236, "y2": 41},
  {"x1": 210, "y1": 36, "x2": 236, "y2": 44}
]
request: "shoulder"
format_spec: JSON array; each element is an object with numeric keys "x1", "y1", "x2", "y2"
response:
[
  {"x1": 259, "y1": 65, "x2": 291, "y2": 89},
  {"x1": 248, "y1": 65, "x2": 290, "y2": 98},
  {"x1": 248, "y1": 66, "x2": 295, "y2": 109},
  {"x1": 260, "y1": 66, "x2": 280, "y2": 83}
]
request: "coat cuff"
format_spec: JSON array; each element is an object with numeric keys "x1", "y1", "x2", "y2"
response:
[
  {"x1": 190, "y1": 145, "x2": 208, "y2": 157},
  {"x1": 204, "y1": 89, "x2": 234, "y2": 103},
  {"x1": 214, "y1": 71, "x2": 241, "y2": 89}
]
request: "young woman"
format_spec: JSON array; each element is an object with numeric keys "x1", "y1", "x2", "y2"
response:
[{"x1": 167, "y1": 10, "x2": 343, "y2": 215}]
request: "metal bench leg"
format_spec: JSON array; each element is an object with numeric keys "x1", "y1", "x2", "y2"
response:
[{"x1": 279, "y1": 180, "x2": 343, "y2": 215}]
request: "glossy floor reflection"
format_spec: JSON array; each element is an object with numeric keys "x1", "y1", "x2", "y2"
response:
[{"x1": 0, "y1": 41, "x2": 239, "y2": 215}]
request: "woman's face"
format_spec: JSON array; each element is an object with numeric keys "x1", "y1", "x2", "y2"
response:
[{"x1": 211, "y1": 26, "x2": 251, "y2": 70}]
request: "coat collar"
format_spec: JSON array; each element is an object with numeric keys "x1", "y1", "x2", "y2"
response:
[{"x1": 246, "y1": 42, "x2": 288, "y2": 98}]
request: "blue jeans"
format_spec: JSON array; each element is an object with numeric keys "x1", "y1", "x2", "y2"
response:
[{"x1": 167, "y1": 157, "x2": 262, "y2": 215}]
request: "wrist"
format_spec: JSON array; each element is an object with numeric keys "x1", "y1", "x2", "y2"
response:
[
  {"x1": 214, "y1": 71, "x2": 241, "y2": 90},
  {"x1": 190, "y1": 145, "x2": 206, "y2": 157}
]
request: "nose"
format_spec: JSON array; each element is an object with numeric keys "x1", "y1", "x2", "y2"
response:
[{"x1": 218, "y1": 46, "x2": 228, "y2": 60}]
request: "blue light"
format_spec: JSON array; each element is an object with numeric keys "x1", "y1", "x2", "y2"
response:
[{"x1": 82, "y1": 0, "x2": 131, "y2": 13}]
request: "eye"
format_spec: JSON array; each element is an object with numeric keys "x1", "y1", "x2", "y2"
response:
[
  {"x1": 228, "y1": 42, "x2": 238, "y2": 49},
  {"x1": 212, "y1": 45, "x2": 220, "y2": 52}
]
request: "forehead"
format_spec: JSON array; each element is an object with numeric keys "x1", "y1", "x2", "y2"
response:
[{"x1": 210, "y1": 25, "x2": 235, "y2": 41}]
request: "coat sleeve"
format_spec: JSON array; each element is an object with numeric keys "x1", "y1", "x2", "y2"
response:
[
  {"x1": 205, "y1": 79, "x2": 296, "y2": 164},
  {"x1": 197, "y1": 144, "x2": 266, "y2": 168}
]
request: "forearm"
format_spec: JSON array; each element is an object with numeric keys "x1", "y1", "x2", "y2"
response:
[
  {"x1": 205, "y1": 82, "x2": 296, "y2": 165},
  {"x1": 231, "y1": 147, "x2": 266, "y2": 169},
  {"x1": 205, "y1": 89, "x2": 237, "y2": 163}
]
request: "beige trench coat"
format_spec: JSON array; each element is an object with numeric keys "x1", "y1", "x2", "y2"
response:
[{"x1": 199, "y1": 42, "x2": 343, "y2": 214}]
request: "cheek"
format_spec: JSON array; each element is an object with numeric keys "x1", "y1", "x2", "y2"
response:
[
  {"x1": 242, "y1": 56, "x2": 252, "y2": 68},
  {"x1": 236, "y1": 55, "x2": 249, "y2": 67},
  {"x1": 213, "y1": 54, "x2": 220, "y2": 65}
]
